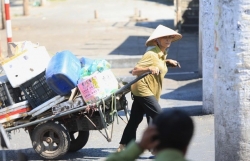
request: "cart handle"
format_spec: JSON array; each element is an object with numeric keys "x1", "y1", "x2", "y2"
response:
[{"x1": 114, "y1": 71, "x2": 152, "y2": 95}]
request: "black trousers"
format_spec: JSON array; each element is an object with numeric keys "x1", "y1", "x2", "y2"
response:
[{"x1": 119, "y1": 95, "x2": 162, "y2": 145}]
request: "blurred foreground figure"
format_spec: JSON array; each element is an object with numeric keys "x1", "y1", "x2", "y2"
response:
[{"x1": 106, "y1": 108, "x2": 194, "y2": 161}]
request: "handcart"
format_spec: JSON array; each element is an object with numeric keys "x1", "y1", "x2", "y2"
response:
[{"x1": 2, "y1": 72, "x2": 151, "y2": 160}]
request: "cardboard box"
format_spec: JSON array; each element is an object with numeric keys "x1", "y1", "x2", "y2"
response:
[{"x1": 78, "y1": 70, "x2": 118, "y2": 104}]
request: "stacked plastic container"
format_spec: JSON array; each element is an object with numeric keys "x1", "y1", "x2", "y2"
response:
[
  {"x1": 1, "y1": 46, "x2": 51, "y2": 88},
  {"x1": 0, "y1": 43, "x2": 87, "y2": 122},
  {"x1": 0, "y1": 43, "x2": 118, "y2": 119},
  {"x1": 0, "y1": 75, "x2": 30, "y2": 123},
  {"x1": 0, "y1": 45, "x2": 57, "y2": 109},
  {"x1": 0, "y1": 75, "x2": 26, "y2": 108}
]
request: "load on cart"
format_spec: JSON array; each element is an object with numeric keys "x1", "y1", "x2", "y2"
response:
[{"x1": 0, "y1": 41, "x2": 149, "y2": 160}]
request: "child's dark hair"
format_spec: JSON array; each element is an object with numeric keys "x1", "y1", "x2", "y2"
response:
[{"x1": 153, "y1": 109, "x2": 194, "y2": 151}]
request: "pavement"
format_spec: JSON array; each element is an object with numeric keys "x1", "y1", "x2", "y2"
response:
[
  {"x1": 0, "y1": 0, "x2": 199, "y2": 70},
  {"x1": 0, "y1": 0, "x2": 215, "y2": 161}
]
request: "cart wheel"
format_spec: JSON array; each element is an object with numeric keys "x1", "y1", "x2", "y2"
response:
[
  {"x1": 68, "y1": 131, "x2": 89, "y2": 152},
  {"x1": 31, "y1": 121, "x2": 70, "y2": 160}
]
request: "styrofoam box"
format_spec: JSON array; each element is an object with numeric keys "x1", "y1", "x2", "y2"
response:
[
  {"x1": 1, "y1": 46, "x2": 51, "y2": 88},
  {"x1": 78, "y1": 69, "x2": 119, "y2": 104}
]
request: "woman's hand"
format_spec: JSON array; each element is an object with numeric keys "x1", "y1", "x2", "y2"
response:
[
  {"x1": 148, "y1": 66, "x2": 160, "y2": 75},
  {"x1": 132, "y1": 66, "x2": 160, "y2": 76},
  {"x1": 166, "y1": 59, "x2": 181, "y2": 68}
]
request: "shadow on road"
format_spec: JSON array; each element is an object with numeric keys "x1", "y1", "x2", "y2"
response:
[
  {"x1": 0, "y1": 148, "x2": 117, "y2": 160},
  {"x1": 135, "y1": 19, "x2": 174, "y2": 29},
  {"x1": 65, "y1": 148, "x2": 117, "y2": 160},
  {"x1": 145, "y1": 0, "x2": 174, "y2": 6},
  {"x1": 109, "y1": 19, "x2": 174, "y2": 56},
  {"x1": 162, "y1": 106, "x2": 203, "y2": 116},
  {"x1": 109, "y1": 35, "x2": 147, "y2": 56},
  {"x1": 166, "y1": 73, "x2": 201, "y2": 80},
  {"x1": 161, "y1": 79, "x2": 202, "y2": 101}
]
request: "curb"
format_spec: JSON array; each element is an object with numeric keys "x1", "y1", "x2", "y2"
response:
[{"x1": 105, "y1": 56, "x2": 141, "y2": 68}]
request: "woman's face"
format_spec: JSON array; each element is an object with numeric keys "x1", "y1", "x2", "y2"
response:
[{"x1": 156, "y1": 36, "x2": 175, "y2": 49}]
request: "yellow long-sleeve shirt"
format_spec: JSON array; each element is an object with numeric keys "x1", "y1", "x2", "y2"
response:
[{"x1": 131, "y1": 46, "x2": 168, "y2": 101}]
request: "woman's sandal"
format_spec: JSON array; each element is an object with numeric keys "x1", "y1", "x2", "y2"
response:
[{"x1": 117, "y1": 144, "x2": 126, "y2": 152}]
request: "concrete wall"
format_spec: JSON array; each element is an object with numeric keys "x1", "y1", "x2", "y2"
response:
[
  {"x1": 213, "y1": 0, "x2": 250, "y2": 160},
  {"x1": 200, "y1": 0, "x2": 215, "y2": 114}
]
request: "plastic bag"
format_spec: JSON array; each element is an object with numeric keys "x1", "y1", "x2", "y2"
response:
[
  {"x1": 79, "y1": 66, "x2": 90, "y2": 78},
  {"x1": 80, "y1": 57, "x2": 94, "y2": 68},
  {"x1": 89, "y1": 59, "x2": 111, "y2": 74}
]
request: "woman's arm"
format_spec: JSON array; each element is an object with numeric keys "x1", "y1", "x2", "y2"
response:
[
  {"x1": 132, "y1": 66, "x2": 160, "y2": 76},
  {"x1": 165, "y1": 59, "x2": 181, "y2": 68}
]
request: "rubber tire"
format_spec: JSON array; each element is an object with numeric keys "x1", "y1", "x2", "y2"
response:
[
  {"x1": 31, "y1": 121, "x2": 70, "y2": 160},
  {"x1": 68, "y1": 131, "x2": 90, "y2": 152}
]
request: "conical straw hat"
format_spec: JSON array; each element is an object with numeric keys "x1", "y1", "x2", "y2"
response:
[{"x1": 145, "y1": 25, "x2": 182, "y2": 46}]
